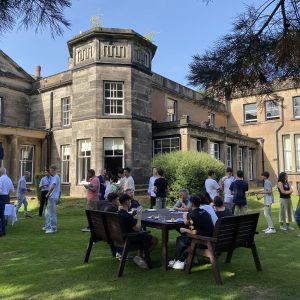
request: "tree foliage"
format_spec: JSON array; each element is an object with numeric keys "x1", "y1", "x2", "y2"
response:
[
  {"x1": 0, "y1": 0, "x2": 71, "y2": 36},
  {"x1": 188, "y1": 0, "x2": 300, "y2": 101}
]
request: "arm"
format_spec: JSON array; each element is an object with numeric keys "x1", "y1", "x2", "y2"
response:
[
  {"x1": 277, "y1": 182, "x2": 292, "y2": 195},
  {"x1": 132, "y1": 212, "x2": 142, "y2": 232}
]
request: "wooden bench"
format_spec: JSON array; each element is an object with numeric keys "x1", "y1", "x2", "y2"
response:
[
  {"x1": 84, "y1": 209, "x2": 152, "y2": 277},
  {"x1": 185, "y1": 213, "x2": 262, "y2": 285}
]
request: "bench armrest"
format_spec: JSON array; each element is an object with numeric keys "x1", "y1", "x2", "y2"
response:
[{"x1": 187, "y1": 233, "x2": 217, "y2": 243}]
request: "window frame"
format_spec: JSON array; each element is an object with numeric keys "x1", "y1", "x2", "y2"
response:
[
  {"x1": 238, "y1": 147, "x2": 243, "y2": 171},
  {"x1": 61, "y1": 145, "x2": 70, "y2": 184},
  {"x1": 293, "y1": 96, "x2": 300, "y2": 118},
  {"x1": 226, "y1": 145, "x2": 232, "y2": 168},
  {"x1": 283, "y1": 135, "x2": 292, "y2": 172},
  {"x1": 208, "y1": 113, "x2": 215, "y2": 126},
  {"x1": 265, "y1": 101, "x2": 280, "y2": 120},
  {"x1": 0, "y1": 96, "x2": 2, "y2": 123},
  {"x1": 62, "y1": 97, "x2": 71, "y2": 127},
  {"x1": 210, "y1": 141, "x2": 220, "y2": 160},
  {"x1": 248, "y1": 149, "x2": 254, "y2": 180},
  {"x1": 244, "y1": 103, "x2": 257, "y2": 123},
  {"x1": 103, "y1": 81, "x2": 124, "y2": 115},
  {"x1": 77, "y1": 139, "x2": 91, "y2": 184},
  {"x1": 294, "y1": 134, "x2": 300, "y2": 172},
  {"x1": 19, "y1": 145, "x2": 34, "y2": 183},
  {"x1": 153, "y1": 137, "x2": 180, "y2": 156},
  {"x1": 167, "y1": 98, "x2": 177, "y2": 122}
]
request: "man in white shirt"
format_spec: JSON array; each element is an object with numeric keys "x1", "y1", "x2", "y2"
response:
[
  {"x1": 123, "y1": 167, "x2": 135, "y2": 192},
  {"x1": 219, "y1": 167, "x2": 235, "y2": 211},
  {"x1": 205, "y1": 170, "x2": 220, "y2": 201},
  {"x1": 16, "y1": 171, "x2": 32, "y2": 217}
]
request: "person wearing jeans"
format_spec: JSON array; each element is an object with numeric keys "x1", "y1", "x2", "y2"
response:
[
  {"x1": 44, "y1": 165, "x2": 60, "y2": 234},
  {"x1": 154, "y1": 168, "x2": 168, "y2": 209}
]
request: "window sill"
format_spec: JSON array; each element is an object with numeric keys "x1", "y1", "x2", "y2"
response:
[
  {"x1": 242, "y1": 122, "x2": 259, "y2": 126},
  {"x1": 290, "y1": 117, "x2": 300, "y2": 121},
  {"x1": 62, "y1": 125, "x2": 72, "y2": 129}
]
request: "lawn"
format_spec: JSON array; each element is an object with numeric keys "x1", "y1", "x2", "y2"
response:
[{"x1": 0, "y1": 193, "x2": 299, "y2": 300}]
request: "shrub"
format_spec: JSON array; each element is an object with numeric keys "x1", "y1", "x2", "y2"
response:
[
  {"x1": 34, "y1": 172, "x2": 46, "y2": 203},
  {"x1": 153, "y1": 151, "x2": 225, "y2": 202}
]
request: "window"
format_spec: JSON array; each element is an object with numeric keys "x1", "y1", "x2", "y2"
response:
[
  {"x1": 283, "y1": 135, "x2": 292, "y2": 171},
  {"x1": 210, "y1": 142, "x2": 220, "y2": 160},
  {"x1": 153, "y1": 137, "x2": 180, "y2": 155},
  {"x1": 0, "y1": 142, "x2": 3, "y2": 167},
  {"x1": 19, "y1": 145, "x2": 34, "y2": 183},
  {"x1": 248, "y1": 149, "x2": 254, "y2": 180},
  {"x1": 208, "y1": 113, "x2": 215, "y2": 126},
  {"x1": 265, "y1": 101, "x2": 280, "y2": 120},
  {"x1": 197, "y1": 139, "x2": 202, "y2": 152},
  {"x1": 244, "y1": 103, "x2": 257, "y2": 123},
  {"x1": 77, "y1": 139, "x2": 91, "y2": 184},
  {"x1": 295, "y1": 135, "x2": 300, "y2": 172},
  {"x1": 61, "y1": 145, "x2": 70, "y2": 183},
  {"x1": 104, "y1": 82, "x2": 124, "y2": 115},
  {"x1": 238, "y1": 147, "x2": 243, "y2": 170},
  {"x1": 0, "y1": 96, "x2": 2, "y2": 123},
  {"x1": 103, "y1": 138, "x2": 124, "y2": 175},
  {"x1": 293, "y1": 96, "x2": 300, "y2": 118},
  {"x1": 167, "y1": 99, "x2": 177, "y2": 121},
  {"x1": 62, "y1": 97, "x2": 71, "y2": 126},
  {"x1": 226, "y1": 145, "x2": 232, "y2": 168}
]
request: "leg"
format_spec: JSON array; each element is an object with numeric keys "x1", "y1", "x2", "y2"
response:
[
  {"x1": 39, "y1": 191, "x2": 47, "y2": 217},
  {"x1": 286, "y1": 198, "x2": 294, "y2": 224},
  {"x1": 279, "y1": 198, "x2": 286, "y2": 226},
  {"x1": 251, "y1": 243, "x2": 262, "y2": 271},
  {"x1": 234, "y1": 205, "x2": 240, "y2": 216},
  {"x1": 84, "y1": 237, "x2": 94, "y2": 263},
  {"x1": 150, "y1": 196, "x2": 156, "y2": 209},
  {"x1": 23, "y1": 198, "x2": 28, "y2": 215},
  {"x1": 161, "y1": 225, "x2": 169, "y2": 271},
  {"x1": 225, "y1": 249, "x2": 234, "y2": 263},
  {"x1": 0, "y1": 201, "x2": 6, "y2": 235},
  {"x1": 174, "y1": 235, "x2": 191, "y2": 261},
  {"x1": 15, "y1": 198, "x2": 23, "y2": 214},
  {"x1": 264, "y1": 205, "x2": 274, "y2": 229}
]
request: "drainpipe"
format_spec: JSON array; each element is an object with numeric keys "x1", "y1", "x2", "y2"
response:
[
  {"x1": 275, "y1": 98, "x2": 284, "y2": 175},
  {"x1": 46, "y1": 92, "x2": 54, "y2": 167}
]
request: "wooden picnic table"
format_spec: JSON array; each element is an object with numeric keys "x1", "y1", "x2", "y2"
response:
[{"x1": 141, "y1": 208, "x2": 184, "y2": 271}]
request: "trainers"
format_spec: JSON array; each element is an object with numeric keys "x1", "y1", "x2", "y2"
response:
[
  {"x1": 262, "y1": 228, "x2": 269, "y2": 232},
  {"x1": 81, "y1": 227, "x2": 90, "y2": 232},
  {"x1": 168, "y1": 259, "x2": 176, "y2": 267},
  {"x1": 45, "y1": 229, "x2": 57, "y2": 234},
  {"x1": 25, "y1": 214, "x2": 32, "y2": 218},
  {"x1": 172, "y1": 260, "x2": 185, "y2": 270},
  {"x1": 265, "y1": 228, "x2": 276, "y2": 234},
  {"x1": 133, "y1": 256, "x2": 148, "y2": 269},
  {"x1": 42, "y1": 226, "x2": 46, "y2": 231},
  {"x1": 116, "y1": 252, "x2": 122, "y2": 260},
  {"x1": 287, "y1": 226, "x2": 295, "y2": 231},
  {"x1": 280, "y1": 225, "x2": 287, "y2": 231}
]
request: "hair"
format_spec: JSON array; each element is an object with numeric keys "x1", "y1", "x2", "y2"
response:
[
  {"x1": 207, "y1": 170, "x2": 215, "y2": 176},
  {"x1": 87, "y1": 169, "x2": 95, "y2": 177},
  {"x1": 49, "y1": 164, "x2": 57, "y2": 170},
  {"x1": 119, "y1": 194, "x2": 131, "y2": 205},
  {"x1": 117, "y1": 168, "x2": 124, "y2": 174},
  {"x1": 0, "y1": 167, "x2": 7, "y2": 175},
  {"x1": 125, "y1": 188, "x2": 133, "y2": 193},
  {"x1": 226, "y1": 167, "x2": 233, "y2": 173},
  {"x1": 261, "y1": 171, "x2": 270, "y2": 178},
  {"x1": 179, "y1": 188, "x2": 189, "y2": 197},
  {"x1": 236, "y1": 170, "x2": 244, "y2": 178},
  {"x1": 45, "y1": 167, "x2": 50, "y2": 172},
  {"x1": 106, "y1": 171, "x2": 112, "y2": 181},
  {"x1": 278, "y1": 172, "x2": 287, "y2": 183},
  {"x1": 107, "y1": 193, "x2": 119, "y2": 203},
  {"x1": 198, "y1": 192, "x2": 210, "y2": 205},
  {"x1": 111, "y1": 176, "x2": 118, "y2": 183},
  {"x1": 189, "y1": 195, "x2": 201, "y2": 207},
  {"x1": 157, "y1": 168, "x2": 164, "y2": 176},
  {"x1": 124, "y1": 167, "x2": 131, "y2": 173},
  {"x1": 213, "y1": 196, "x2": 224, "y2": 207}
]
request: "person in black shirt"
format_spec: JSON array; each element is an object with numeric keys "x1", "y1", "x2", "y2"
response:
[
  {"x1": 154, "y1": 168, "x2": 168, "y2": 208},
  {"x1": 213, "y1": 196, "x2": 232, "y2": 218},
  {"x1": 126, "y1": 188, "x2": 141, "y2": 210},
  {"x1": 103, "y1": 193, "x2": 119, "y2": 213},
  {"x1": 169, "y1": 195, "x2": 214, "y2": 270}
]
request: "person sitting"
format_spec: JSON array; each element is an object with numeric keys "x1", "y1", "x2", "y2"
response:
[
  {"x1": 198, "y1": 192, "x2": 218, "y2": 225},
  {"x1": 169, "y1": 195, "x2": 214, "y2": 270},
  {"x1": 118, "y1": 194, "x2": 157, "y2": 268},
  {"x1": 213, "y1": 196, "x2": 232, "y2": 218},
  {"x1": 126, "y1": 188, "x2": 140, "y2": 210},
  {"x1": 173, "y1": 188, "x2": 191, "y2": 212},
  {"x1": 103, "y1": 193, "x2": 119, "y2": 213}
]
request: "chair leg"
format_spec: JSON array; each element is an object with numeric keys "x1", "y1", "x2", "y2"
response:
[
  {"x1": 143, "y1": 247, "x2": 153, "y2": 269},
  {"x1": 84, "y1": 238, "x2": 94, "y2": 263},
  {"x1": 208, "y1": 243, "x2": 222, "y2": 285},
  {"x1": 185, "y1": 241, "x2": 196, "y2": 274},
  {"x1": 117, "y1": 244, "x2": 129, "y2": 277},
  {"x1": 109, "y1": 244, "x2": 116, "y2": 257},
  {"x1": 225, "y1": 249, "x2": 234, "y2": 264},
  {"x1": 251, "y1": 243, "x2": 262, "y2": 271}
]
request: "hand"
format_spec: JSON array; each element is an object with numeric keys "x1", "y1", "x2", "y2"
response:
[{"x1": 180, "y1": 227, "x2": 187, "y2": 234}]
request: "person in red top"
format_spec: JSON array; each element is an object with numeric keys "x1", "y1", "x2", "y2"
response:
[{"x1": 82, "y1": 169, "x2": 100, "y2": 232}]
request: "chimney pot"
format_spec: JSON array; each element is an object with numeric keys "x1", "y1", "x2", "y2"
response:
[{"x1": 36, "y1": 65, "x2": 41, "y2": 78}]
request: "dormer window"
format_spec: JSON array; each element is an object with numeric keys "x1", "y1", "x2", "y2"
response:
[{"x1": 167, "y1": 99, "x2": 177, "y2": 121}]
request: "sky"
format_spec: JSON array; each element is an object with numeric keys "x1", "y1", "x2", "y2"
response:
[{"x1": 0, "y1": 0, "x2": 252, "y2": 87}]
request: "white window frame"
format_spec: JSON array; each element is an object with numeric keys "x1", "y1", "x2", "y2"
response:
[
  {"x1": 62, "y1": 97, "x2": 71, "y2": 127},
  {"x1": 244, "y1": 103, "x2": 257, "y2": 123},
  {"x1": 19, "y1": 145, "x2": 34, "y2": 183},
  {"x1": 265, "y1": 101, "x2": 280, "y2": 120},
  {"x1": 0, "y1": 96, "x2": 2, "y2": 123},
  {"x1": 61, "y1": 145, "x2": 70, "y2": 183},
  {"x1": 248, "y1": 149, "x2": 254, "y2": 180},
  {"x1": 295, "y1": 135, "x2": 300, "y2": 172},
  {"x1": 238, "y1": 147, "x2": 243, "y2": 171},
  {"x1": 167, "y1": 99, "x2": 177, "y2": 121},
  {"x1": 104, "y1": 81, "x2": 124, "y2": 115},
  {"x1": 283, "y1": 135, "x2": 292, "y2": 172},
  {"x1": 208, "y1": 113, "x2": 215, "y2": 126},
  {"x1": 77, "y1": 139, "x2": 91, "y2": 184},
  {"x1": 153, "y1": 137, "x2": 180, "y2": 156},
  {"x1": 226, "y1": 145, "x2": 232, "y2": 168},
  {"x1": 210, "y1": 142, "x2": 220, "y2": 160},
  {"x1": 103, "y1": 138, "x2": 125, "y2": 169},
  {"x1": 293, "y1": 96, "x2": 300, "y2": 118}
]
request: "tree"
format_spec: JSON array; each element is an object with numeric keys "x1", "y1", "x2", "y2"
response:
[
  {"x1": 0, "y1": 0, "x2": 71, "y2": 37},
  {"x1": 188, "y1": 0, "x2": 300, "y2": 102}
]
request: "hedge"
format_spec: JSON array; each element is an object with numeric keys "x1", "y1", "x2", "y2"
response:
[{"x1": 152, "y1": 151, "x2": 225, "y2": 202}]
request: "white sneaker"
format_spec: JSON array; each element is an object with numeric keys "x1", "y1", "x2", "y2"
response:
[
  {"x1": 133, "y1": 256, "x2": 148, "y2": 269},
  {"x1": 280, "y1": 225, "x2": 287, "y2": 231},
  {"x1": 45, "y1": 229, "x2": 57, "y2": 234},
  {"x1": 172, "y1": 260, "x2": 185, "y2": 270},
  {"x1": 81, "y1": 227, "x2": 90, "y2": 232},
  {"x1": 168, "y1": 259, "x2": 176, "y2": 267},
  {"x1": 287, "y1": 226, "x2": 295, "y2": 231},
  {"x1": 116, "y1": 252, "x2": 122, "y2": 260},
  {"x1": 42, "y1": 226, "x2": 46, "y2": 231},
  {"x1": 262, "y1": 228, "x2": 269, "y2": 232},
  {"x1": 265, "y1": 228, "x2": 276, "y2": 234}
]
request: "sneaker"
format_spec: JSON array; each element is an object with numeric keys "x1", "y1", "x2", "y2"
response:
[
  {"x1": 287, "y1": 226, "x2": 295, "y2": 231},
  {"x1": 42, "y1": 226, "x2": 46, "y2": 231},
  {"x1": 45, "y1": 229, "x2": 57, "y2": 234},
  {"x1": 168, "y1": 259, "x2": 176, "y2": 267},
  {"x1": 133, "y1": 256, "x2": 148, "y2": 269},
  {"x1": 172, "y1": 260, "x2": 185, "y2": 270},
  {"x1": 265, "y1": 228, "x2": 276, "y2": 234},
  {"x1": 280, "y1": 225, "x2": 287, "y2": 231},
  {"x1": 81, "y1": 227, "x2": 90, "y2": 232},
  {"x1": 116, "y1": 252, "x2": 122, "y2": 260},
  {"x1": 25, "y1": 214, "x2": 32, "y2": 218},
  {"x1": 262, "y1": 228, "x2": 269, "y2": 232},
  {"x1": 298, "y1": 234, "x2": 300, "y2": 237}
]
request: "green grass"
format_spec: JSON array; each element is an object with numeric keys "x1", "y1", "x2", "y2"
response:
[{"x1": 1, "y1": 193, "x2": 299, "y2": 300}]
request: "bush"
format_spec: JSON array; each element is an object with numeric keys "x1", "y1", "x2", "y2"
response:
[
  {"x1": 34, "y1": 172, "x2": 46, "y2": 203},
  {"x1": 153, "y1": 151, "x2": 225, "y2": 202}
]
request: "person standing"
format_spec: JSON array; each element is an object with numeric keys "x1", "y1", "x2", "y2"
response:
[
  {"x1": 154, "y1": 168, "x2": 168, "y2": 209},
  {"x1": 98, "y1": 169, "x2": 107, "y2": 201},
  {"x1": 0, "y1": 168, "x2": 14, "y2": 236},
  {"x1": 148, "y1": 167, "x2": 158, "y2": 209},
  {"x1": 229, "y1": 170, "x2": 248, "y2": 216},
  {"x1": 123, "y1": 167, "x2": 135, "y2": 192},
  {"x1": 219, "y1": 167, "x2": 235, "y2": 211},
  {"x1": 44, "y1": 165, "x2": 60, "y2": 234},
  {"x1": 205, "y1": 170, "x2": 220, "y2": 201},
  {"x1": 16, "y1": 171, "x2": 32, "y2": 217},
  {"x1": 38, "y1": 169, "x2": 51, "y2": 218},
  {"x1": 277, "y1": 172, "x2": 294, "y2": 231},
  {"x1": 117, "y1": 168, "x2": 125, "y2": 194}
]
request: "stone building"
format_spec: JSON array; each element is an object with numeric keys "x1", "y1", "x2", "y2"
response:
[{"x1": 0, "y1": 27, "x2": 260, "y2": 196}]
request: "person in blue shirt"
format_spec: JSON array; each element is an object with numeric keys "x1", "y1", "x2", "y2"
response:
[
  {"x1": 38, "y1": 168, "x2": 51, "y2": 218},
  {"x1": 16, "y1": 171, "x2": 32, "y2": 217},
  {"x1": 44, "y1": 165, "x2": 60, "y2": 234}
]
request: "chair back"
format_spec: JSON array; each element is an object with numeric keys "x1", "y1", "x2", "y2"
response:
[
  {"x1": 235, "y1": 213, "x2": 259, "y2": 247},
  {"x1": 104, "y1": 212, "x2": 125, "y2": 246}
]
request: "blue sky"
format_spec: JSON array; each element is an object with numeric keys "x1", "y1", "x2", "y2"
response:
[{"x1": 1, "y1": 0, "x2": 251, "y2": 86}]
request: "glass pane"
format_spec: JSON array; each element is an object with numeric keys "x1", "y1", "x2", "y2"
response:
[
  {"x1": 162, "y1": 139, "x2": 170, "y2": 148},
  {"x1": 154, "y1": 140, "x2": 161, "y2": 148},
  {"x1": 170, "y1": 138, "x2": 179, "y2": 148}
]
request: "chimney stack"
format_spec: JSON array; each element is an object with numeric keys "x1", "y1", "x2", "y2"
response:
[{"x1": 36, "y1": 65, "x2": 41, "y2": 78}]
